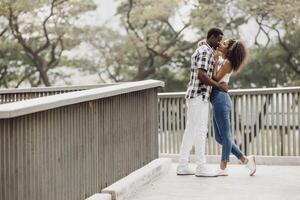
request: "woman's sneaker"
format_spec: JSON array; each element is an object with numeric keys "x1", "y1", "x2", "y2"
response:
[
  {"x1": 246, "y1": 155, "x2": 256, "y2": 176},
  {"x1": 177, "y1": 164, "x2": 194, "y2": 175},
  {"x1": 218, "y1": 168, "x2": 228, "y2": 176}
]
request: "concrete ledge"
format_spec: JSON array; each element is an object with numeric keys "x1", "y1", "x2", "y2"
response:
[
  {"x1": 0, "y1": 83, "x2": 118, "y2": 94},
  {"x1": 86, "y1": 193, "x2": 112, "y2": 200},
  {"x1": 0, "y1": 80, "x2": 164, "y2": 119},
  {"x1": 101, "y1": 158, "x2": 171, "y2": 200},
  {"x1": 160, "y1": 154, "x2": 300, "y2": 166}
]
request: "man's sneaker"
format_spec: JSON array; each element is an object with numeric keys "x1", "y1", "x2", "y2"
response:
[
  {"x1": 177, "y1": 164, "x2": 194, "y2": 175},
  {"x1": 218, "y1": 168, "x2": 228, "y2": 176},
  {"x1": 195, "y1": 165, "x2": 219, "y2": 177},
  {"x1": 246, "y1": 155, "x2": 256, "y2": 176}
]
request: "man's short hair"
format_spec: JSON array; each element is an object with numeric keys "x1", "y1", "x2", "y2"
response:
[{"x1": 207, "y1": 27, "x2": 223, "y2": 39}]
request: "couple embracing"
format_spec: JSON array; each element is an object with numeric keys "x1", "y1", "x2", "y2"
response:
[{"x1": 177, "y1": 27, "x2": 256, "y2": 177}]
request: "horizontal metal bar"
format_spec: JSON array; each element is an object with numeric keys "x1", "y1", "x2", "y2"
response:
[{"x1": 158, "y1": 87, "x2": 300, "y2": 98}]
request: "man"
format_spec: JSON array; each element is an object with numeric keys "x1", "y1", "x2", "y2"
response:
[{"x1": 177, "y1": 27, "x2": 228, "y2": 177}]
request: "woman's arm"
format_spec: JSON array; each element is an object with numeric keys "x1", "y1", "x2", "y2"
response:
[
  {"x1": 198, "y1": 69, "x2": 228, "y2": 92},
  {"x1": 213, "y1": 60, "x2": 232, "y2": 82}
]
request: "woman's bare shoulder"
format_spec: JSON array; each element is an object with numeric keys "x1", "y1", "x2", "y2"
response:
[{"x1": 223, "y1": 59, "x2": 233, "y2": 73}]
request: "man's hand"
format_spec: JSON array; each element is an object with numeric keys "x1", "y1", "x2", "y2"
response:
[
  {"x1": 198, "y1": 69, "x2": 229, "y2": 92},
  {"x1": 217, "y1": 82, "x2": 229, "y2": 92}
]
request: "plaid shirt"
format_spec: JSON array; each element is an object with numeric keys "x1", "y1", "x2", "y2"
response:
[{"x1": 185, "y1": 41, "x2": 215, "y2": 101}]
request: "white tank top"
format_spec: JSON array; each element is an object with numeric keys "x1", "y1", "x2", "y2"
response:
[{"x1": 217, "y1": 59, "x2": 232, "y2": 84}]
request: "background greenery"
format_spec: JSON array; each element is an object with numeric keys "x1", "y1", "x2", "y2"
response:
[{"x1": 0, "y1": 0, "x2": 299, "y2": 91}]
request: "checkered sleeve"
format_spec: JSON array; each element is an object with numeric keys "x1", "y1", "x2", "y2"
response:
[{"x1": 194, "y1": 48, "x2": 211, "y2": 71}]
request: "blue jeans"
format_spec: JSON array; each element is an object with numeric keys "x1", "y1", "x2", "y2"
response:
[{"x1": 210, "y1": 89, "x2": 243, "y2": 162}]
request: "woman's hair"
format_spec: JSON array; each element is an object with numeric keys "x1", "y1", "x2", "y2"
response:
[{"x1": 225, "y1": 39, "x2": 248, "y2": 72}]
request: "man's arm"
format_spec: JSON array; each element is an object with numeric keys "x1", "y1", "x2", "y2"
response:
[
  {"x1": 194, "y1": 47, "x2": 228, "y2": 92},
  {"x1": 198, "y1": 69, "x2": 228, "y2": 92}
]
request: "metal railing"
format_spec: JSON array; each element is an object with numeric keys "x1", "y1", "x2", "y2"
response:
[
  {"x1": 0, "y1": 83, "x2": 118, "y2": 104},
  {"x1": 158, "y1": 87, "x2": 300, "y2": 156},
  {"x1": 0, "y1": 80, "x2": 163, "y2": 200}
]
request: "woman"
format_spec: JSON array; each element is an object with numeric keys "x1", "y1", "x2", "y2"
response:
[{"x1": 211, "y1": 39, "x2": 256, "y2": 176}]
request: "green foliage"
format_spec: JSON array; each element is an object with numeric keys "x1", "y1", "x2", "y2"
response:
[
  {"x1": 0, "y1": 0, "x2": 97, "y2": 87},
  {"x1": 232, "y1": 46, "x2": 292, "y2": 88},
  {"x1": 121, "y1": 0, "x2": 180, "y2": 22},
  {"x1": 0, "y1": 36, "x2": 38, "y2": 87},
  {"x1": 232, "y1": 26, "x2": 300, "y2": 88},
  {"x1": 149, "y1": 66, "x2": 189, "y2": 92},
  {"x1": 71, "y1": 0, "x2": 300, "y2": 90}
]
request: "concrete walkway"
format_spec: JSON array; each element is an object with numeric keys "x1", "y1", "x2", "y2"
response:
[{"x1": 129, "y1": 163, "x2": 300, "y2": 200}]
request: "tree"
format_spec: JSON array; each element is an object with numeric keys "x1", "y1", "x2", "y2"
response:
[
  {"x1": 115, "y1": 0, "x2": 195, "y2": 81},
  {"x1": 21, "y1": 0, "x2": 297, "y2": 90},
  {"x1": 1, "y1": 0, "x2": 299, "y2": 89},
  {"x1": 231, "y1": 43, "x2": 299, "y2": 88},
  {"x1": 0, "y1": 0, "x2": 96, "y2": 87},
  {"x1": 0, "y1": 37, "x2": 36, "y2": 87},
  {"x1": 79, "y1": 0, "x2": 250, "y2": 87},
  {"x1": 227, "y1": 0, "x2": 300, "y2": 88},
  {"x1": 238, "y1": 0, "x2": 300, "y2": 75}
]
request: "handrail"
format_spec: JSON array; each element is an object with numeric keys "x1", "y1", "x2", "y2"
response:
[
  {"x1": 0, "y1": 83, "x2": 119, "y2": 94},
  {"x1": 158, "y1": 86, "x2": 300, "y2": 98},
  {"x1": 0, "y1": 80, "x2": 164, "y2": 119}
]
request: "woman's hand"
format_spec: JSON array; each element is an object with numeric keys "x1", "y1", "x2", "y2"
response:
[{"x1": 213, "y1": 50, "x2": 222, "y2": 62}]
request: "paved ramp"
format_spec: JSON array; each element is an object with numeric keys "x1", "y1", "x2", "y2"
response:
[{"x1": 129, "y1": 163, "x2": 300, "y2": 200}]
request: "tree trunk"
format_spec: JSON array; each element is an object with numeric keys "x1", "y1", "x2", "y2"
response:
[
  {"x1": 36, "y1": 58, "x2": 51, "y2": 86},
  {"x1": 39, "y1": 69, "x2": 51, "y2": 86}
]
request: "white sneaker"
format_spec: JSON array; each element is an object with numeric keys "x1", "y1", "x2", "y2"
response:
[
  {"x1": 177, "y1": 164, "x2": 194, "y2": 175},
  {"x1": 245, "y1": 155, "x2": 256, "y2": 176},
  {"x1": 218, "y1": 168, "x2": 228, "y2": 176},
  {"x1": 195, "y1": 165, "x2": 219, "y2": 177}
]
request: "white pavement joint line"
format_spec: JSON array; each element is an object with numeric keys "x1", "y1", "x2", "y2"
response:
[
  {"x1": 85, "y1": 193, "x2": 112, "y2": 200},
  {"x1": 101, "y1": 158, "x2": 172, "y2": 200},
  {"x1": 160, "y1": 154, "x2": 300, "y2": 166}
]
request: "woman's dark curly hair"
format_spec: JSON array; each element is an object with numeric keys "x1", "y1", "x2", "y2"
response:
[{"x1": 225, "y1": 39, "x2": 248, "y2": 72}]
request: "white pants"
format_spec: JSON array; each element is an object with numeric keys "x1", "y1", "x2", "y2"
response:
[{"x1": 178, "y1": 96, "x2": 209, "y2": 166}]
